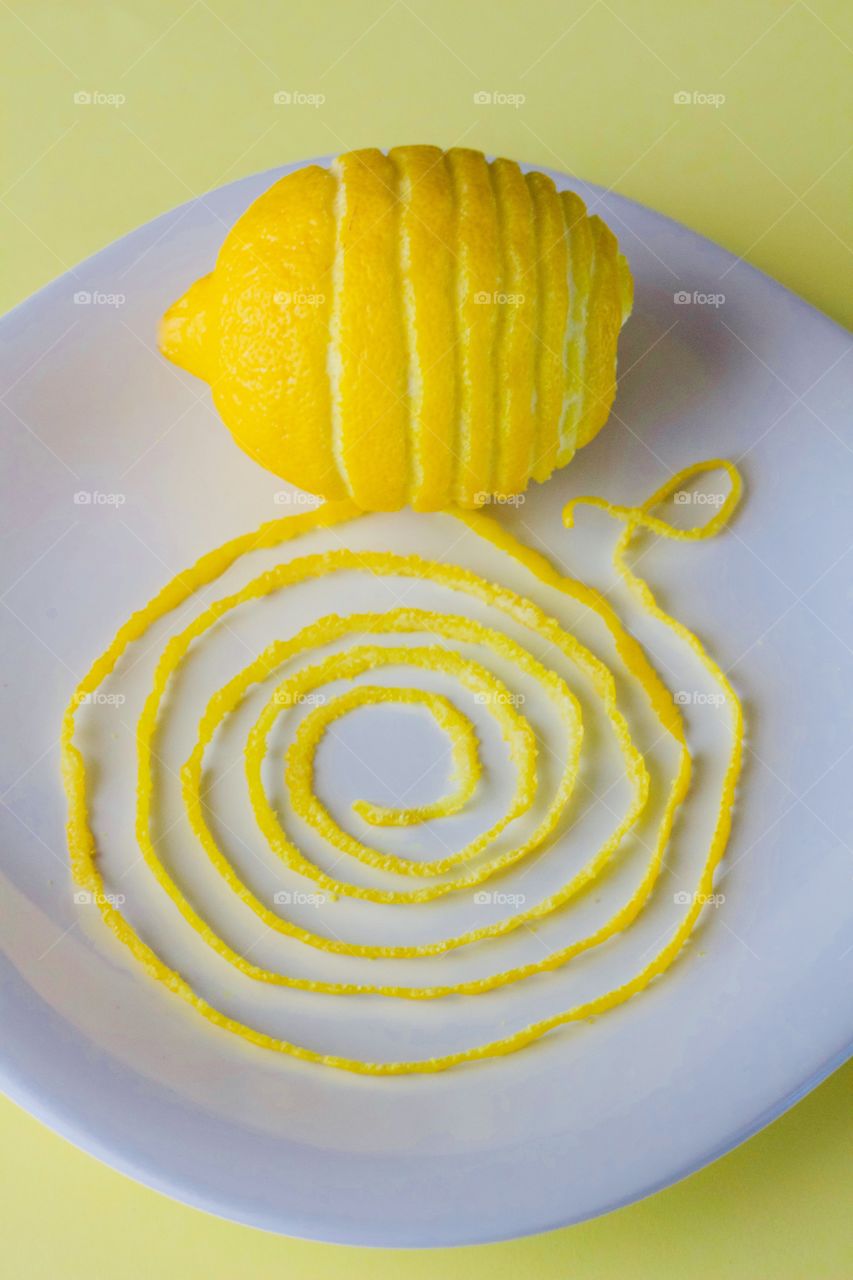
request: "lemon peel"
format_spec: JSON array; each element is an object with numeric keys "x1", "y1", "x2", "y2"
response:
[
  {"x1": 310, "y1": 686, "x2": 480, "y2": 828},
  {"x1": 61, "y1": 461, "x2": 743, "y2": 1074}
]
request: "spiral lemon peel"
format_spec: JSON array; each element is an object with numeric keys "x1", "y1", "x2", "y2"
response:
[
  {"x1": 309, "y1": 686, "x2": 481, "y2": 828},
  {"x1": 161, "y1": 580, "x2": 640, "y2": 949},
  {"x1": 263, "y1": 643, "x2": 544, "y2": 883},
  {"x1": 61, "y1": 460, "x2": 743, "y2": 1074}
]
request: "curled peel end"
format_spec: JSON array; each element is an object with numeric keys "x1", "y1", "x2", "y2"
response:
[{"x1": 563, "y1": 460, "x2": 742, "y2": 543}]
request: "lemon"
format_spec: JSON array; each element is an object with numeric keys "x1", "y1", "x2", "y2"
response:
[{"x1": 160, "y1": 146, "x2": 633, "y2": 511}]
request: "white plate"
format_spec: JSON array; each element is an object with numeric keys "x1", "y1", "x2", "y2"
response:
[{"x1": 0, "y1": 159, "x2": 851, "y2": 1247}]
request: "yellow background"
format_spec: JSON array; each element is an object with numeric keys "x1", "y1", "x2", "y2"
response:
[{"x1": 1, "y1": 0, "x2": 850, "y2": 1275}]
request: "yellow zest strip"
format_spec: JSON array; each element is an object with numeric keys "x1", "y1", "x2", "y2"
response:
[
  {"x1": 61, "y1": 495, "x2": 359, "y2": 877},
  {"x1": 564, "y1": 457, "x2": 742, "y2": 543},
  {"x1": 322, "y1": 687, "x2": 480, "y2": 828},
  {"x1": 61, "y1": 461, "x2": 743, "y2": 1072},
  {"x1": 274, "y1": 644, "x2": 541, "y2": 880},
  {"x1": 175, "y1": 587, "x2": 644, "y2": 934}
]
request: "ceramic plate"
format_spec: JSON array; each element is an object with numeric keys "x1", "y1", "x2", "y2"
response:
[{"x1": 0, "y1": 158, "x2": 851, "y2": 1246}]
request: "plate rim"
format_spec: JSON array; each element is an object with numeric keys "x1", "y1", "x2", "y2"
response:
[{"x1": 0, "y1": 1032, "x2": 849, "y2": 1246}]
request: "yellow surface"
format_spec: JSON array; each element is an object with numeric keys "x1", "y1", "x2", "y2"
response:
[
  {"x1": 159, "y1": 146, "x2": 630, "y2": 510},
  {"x1": 2, "y1": 0, "x2": 851, "y2": 1270}
]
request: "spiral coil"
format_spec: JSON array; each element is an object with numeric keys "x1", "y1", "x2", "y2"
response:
[{"x1": 62, "y1": 460, "x2": 743, "y2": 1074}]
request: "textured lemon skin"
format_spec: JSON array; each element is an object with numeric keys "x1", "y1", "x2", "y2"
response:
[{"x1": 160, "y1": 146, "x2": 633, "y2": 511}]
